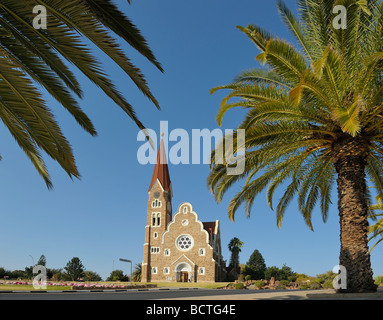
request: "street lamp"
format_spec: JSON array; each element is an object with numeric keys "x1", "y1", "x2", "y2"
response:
[{"x1": 119, "y1": 258, "x2": 132, "y2": 287}]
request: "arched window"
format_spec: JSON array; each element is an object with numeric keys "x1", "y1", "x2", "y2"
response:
[
  {"x1": 152, "y1": 200, "x2": 162, "y2": 208},
  {"x1": 152, "y1": 213, "x2": 161, "y2": 226}
]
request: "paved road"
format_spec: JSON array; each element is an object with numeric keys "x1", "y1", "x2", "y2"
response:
[
  {"x1": 3, "y1": 288, "x2": 380, "y2": 320},
  {"x1": 0, "y1": 286, "x2": 381, "y2": 300},
  {"x1": 0, "y1": 288, "x2": 321, "y2": 300}
]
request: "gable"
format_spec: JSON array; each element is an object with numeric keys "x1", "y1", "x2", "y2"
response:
[{"x1": 161, "y1": 202, "x2": 212, "y2": 250}]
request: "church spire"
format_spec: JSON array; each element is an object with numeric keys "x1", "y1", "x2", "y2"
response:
[{"x1": 148, "y1": 134, "x2": 171, "y2": 193}]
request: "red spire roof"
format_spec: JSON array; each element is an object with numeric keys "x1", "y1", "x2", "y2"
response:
[
  {"x1": 202, "y1": 222, "x2": 217, "y2": 233},
  {"x1": 148, "y1": 137, "x2": 171, "y2": 193}
]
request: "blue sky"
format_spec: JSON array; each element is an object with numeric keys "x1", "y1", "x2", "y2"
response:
[{"x1": 0, "y1": 0, "x2": 382, "y2": 281}]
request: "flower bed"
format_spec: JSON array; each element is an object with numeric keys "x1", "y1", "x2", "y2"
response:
[
  {"x1": 0, "y1": 281, "x2": 157, "y2": 290},
  {"x1": 71, "y1": 283, "x2": 157, "y2": 290}
]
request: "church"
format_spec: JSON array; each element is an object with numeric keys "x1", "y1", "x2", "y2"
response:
[{"x1": 141, "y1": 136, "x2": 226, "y2": 282}]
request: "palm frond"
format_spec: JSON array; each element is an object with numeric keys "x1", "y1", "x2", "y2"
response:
[{"x1": 0, "y1": 0, "x2": 162, "y2": 187}]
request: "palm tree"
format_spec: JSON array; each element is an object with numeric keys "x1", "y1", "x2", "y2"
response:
[
  {"x1": 208, "y1": 0, "x2": 382, "y2": 293},
  {"x1": 369, "y1": 194, "x2": 383, "y2": 252},
  {"x1": 0, "y1": 0, "x2": 162, "y2": 188},
  {"x1": 228, "y1": 237, "x2": 243, "y2": 279},
  {"x1": 132, "y1": 263, "x2": 142, "y2": 282}
]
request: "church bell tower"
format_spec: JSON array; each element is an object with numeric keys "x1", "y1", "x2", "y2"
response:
[{"x1": 141, "y1": 135, "x2": 172, "y2": 282}]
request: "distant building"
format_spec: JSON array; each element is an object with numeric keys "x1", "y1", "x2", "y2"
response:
[{"x1": 141, "y1": 136, "x2": 226, "y2": 282}]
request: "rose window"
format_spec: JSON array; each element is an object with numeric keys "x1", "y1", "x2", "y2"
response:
[{"x1": 176, "y1": 235, "x2": 193, "y2": 251}]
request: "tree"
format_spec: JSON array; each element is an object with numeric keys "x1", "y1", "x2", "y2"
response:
[
  {"x1": 64, "y1": 257, "x2": 85, "y2": 281},
  {"x1": 132, "y1": 263, "x2": 142, "y2": 282},
  {"x1": 316, "y1": 270, "x2": 337, "y2": 284},
  {"x1": 83, "y1": 271, "x2": 102, "y2": 282},
  {"x1": 9, "y1": 270, "x2": 27, "y2": 280},
  {"x1": 24, "y1": 266, "x2": 33, "y2": 279},
  {"x1": 0, "y1": 0, "x2": 162, "y2": 188},
  {"x1": 0, "y1": 267, "x2": 8, "y2": 279},
  {"x1": 264, "y1": 264, "x2": 295, "y2": 281},
  {"x1": 368, "y1": 194, "x2": 383, "y2": 251},
  {"x1": 106, "y1": 270, "x2": 129, "y2": 282},
  {"x1": 228, "y1": 237, "x2": 244, "y2": 278},
  {"x1": 243, "y1": 249, "x2": 266, "y2": 280},
  {"x1": 208, "y1": 0, "x2": 380, "y2": 293},
  {"x1": 47, "y1": 268, "x2": 63, "y2": 281},
  {"x1": 37, "y1": 255, "x2": 46, "y2": 267},
  {"x1": 24, "y1": 254, "x2": 46, "y2": 279}
]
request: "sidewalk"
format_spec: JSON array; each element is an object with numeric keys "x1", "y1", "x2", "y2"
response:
[{"x1": 162, "y1": 287, "x2": 383, "y2": 300}]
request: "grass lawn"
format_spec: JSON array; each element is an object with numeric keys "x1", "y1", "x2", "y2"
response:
[
  {"x1": 0, "y1": 281, "x2": 230, "y2": 291},
  {"x1": 0, "y1": 285, "x2": 72, "y2": 291}
]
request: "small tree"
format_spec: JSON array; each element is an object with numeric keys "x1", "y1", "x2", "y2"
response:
[
  {"x1": 243, "y1": 249, "x2": 266, "y2": 280},
  {"x1": 64, "y1": 257, "x2": 85, "y2": 281},
  {"x1": 24, "y1": 266, "x2": 33, "y2": 279},
  {"x1": 10, "y1": 270, "x2": 27, "y2": 280},
  {"x1": 37, "y1": 255, "x2": 47, "y2": 267},
  {"x1": 47, "y1": 268, "x2": 62, "y2": 280},
  {"x1": 83, "y1": 271, "x2": 102, "y2": 282},
  {"x1": 106, "y1": 270, "x2": 129, "y2": 282},
  {"x1": 132, "y1": 263, "x2": 142, "y2": 282},
  {"x1": 0, "y1": 267, "x2": 8, "y2": 279},
  {"x1": 51, "y1": 271, "x2": 64, "y2": 282},
  {"x1": 316, "y1": 271, "x2": 337, "y2": 284},
  {"x1": 228, "y1": 237, "x2": 244, "y2": 279},
  {"x1": 368, "y1": 194, "x2": 383, "y2": 252},
  {"x1": 265, "y1": 264, "x2": 295, "y2": 281}
]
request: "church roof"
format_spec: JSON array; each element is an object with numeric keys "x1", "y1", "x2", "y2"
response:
[
  {"x1": 202, "y1": 221, "x2": 217, "y2": 234},
  {"x1": 148, "y1": 137, "x2": 171, "y2": 193}
]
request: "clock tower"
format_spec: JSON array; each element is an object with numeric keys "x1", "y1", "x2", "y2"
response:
[{"x1": 141, "y1": 135, "x2": 172, "y2": 282}]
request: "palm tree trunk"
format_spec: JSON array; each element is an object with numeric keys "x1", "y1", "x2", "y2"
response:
[{"x1": 333, "y1": 136, "x2": 377, "y2": 293}]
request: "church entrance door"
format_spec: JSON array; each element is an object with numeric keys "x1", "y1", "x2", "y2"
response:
[
  {"x1": 180, "y1": 271, "x2": 188, "y2": 282},
  {"x1": 175, "y1": 262, "x2": 193, "y2": 282}
]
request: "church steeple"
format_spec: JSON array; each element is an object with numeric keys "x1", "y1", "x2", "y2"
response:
[
  {"x1": 148, "y1": 135, "x2": 172, "y2": 195},
  {"x1": 142, "y1": 135, "x2": 173, "y2": 283}
]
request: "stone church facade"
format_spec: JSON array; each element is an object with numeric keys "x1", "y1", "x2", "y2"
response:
[{"x1": 141, "y1": 137, "x2": 226, "y2": 282}]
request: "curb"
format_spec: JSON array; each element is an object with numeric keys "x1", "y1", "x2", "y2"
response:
[
  {"x1": 0, "y1": 287, "x2": 202, "y2": 294},
  {"x1": 307, "y1": 288, "x2": 383, "y2": 300}
]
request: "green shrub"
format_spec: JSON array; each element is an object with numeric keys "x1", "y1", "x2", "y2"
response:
[
  {"x1": 234, "y1": 282, "x2": 245, "y2": 290},
  {"x1": 322, "y1": 279, "x2": 334, "y2": 289},
  {"x1": 375, "y1": 275, "x2": 383, "y2": 285},
  {"x1": 299, "y1": 283, "x2": 310, "y2": 290},
  {"x1": 245, "y1": 275, "x2": 252, "y2": 281},
  {"x1": 295, "y1": 274, "x2": 309, "y2": 283},
  {"x1": 254, "y1": 280, "x2": 266, "y2": 288},
  {"x1": 309, "y1": 282, "x2": 321, "y2": 290},
  {"x1": 279, "y1": 280, "x2": 290, "y2": 287},
  {"x1": 316, "y1": 271, "x2": 336, "y2": 284}
]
